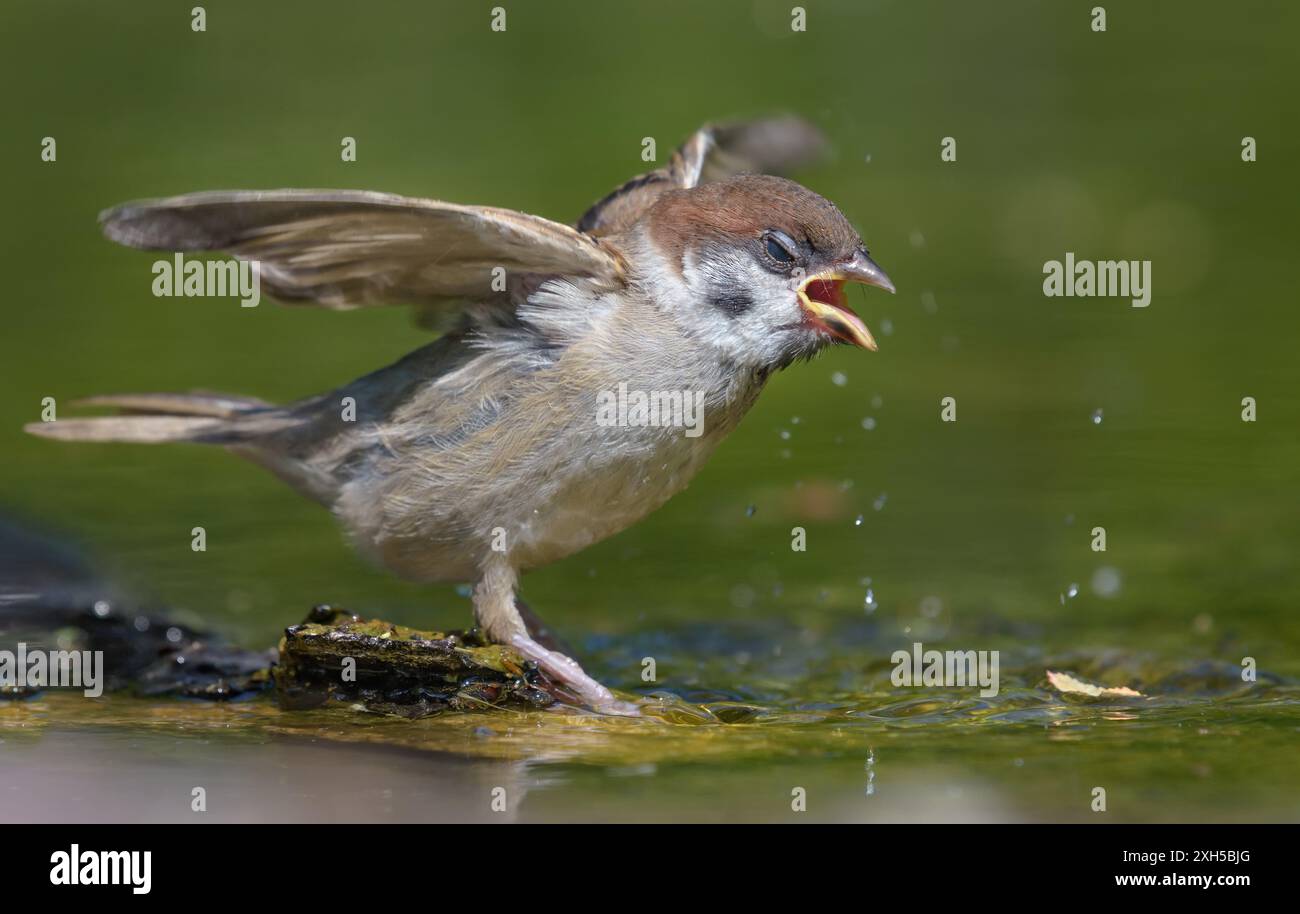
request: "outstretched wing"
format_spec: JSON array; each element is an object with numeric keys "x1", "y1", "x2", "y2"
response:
[
  {"x1": 577, "y1": 116, "x2": 827, "y2": 238},
  {"x1": 101, "y1": 190, "x2": 625, "y2": 310}
]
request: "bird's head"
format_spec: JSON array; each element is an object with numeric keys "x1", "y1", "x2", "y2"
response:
[{"x1": 639, "y1": 174, "x2": 894, "y2": 370}]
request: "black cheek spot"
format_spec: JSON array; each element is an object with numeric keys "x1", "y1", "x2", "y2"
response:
[{"x1": 710, "y1": 290, "x2": 754, "y2": 318}]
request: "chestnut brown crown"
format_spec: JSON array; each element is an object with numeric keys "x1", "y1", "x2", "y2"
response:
[{"x1": 645, "y1": 174, "x2": 864, "y2": 272}]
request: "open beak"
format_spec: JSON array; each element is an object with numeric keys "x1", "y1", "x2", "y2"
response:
[{"x1": 796, "y1": 251, "x2": 895, "y2": 351}]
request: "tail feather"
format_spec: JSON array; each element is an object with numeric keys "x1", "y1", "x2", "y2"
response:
[
  {"x1": 25, "y1": 416, "x2": 231, "y2": 443},
  {"x1": 24, "y1": 390, "x2": 270, "y2": 444},
  {"x1": 71, "y1": 391, "x2": 271, "y2": 419}
]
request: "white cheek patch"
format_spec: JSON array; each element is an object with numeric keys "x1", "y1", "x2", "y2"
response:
[
  {"x1": 628, "y1": 229, "x2": 817, "y2": 368},
  {"x1": 679, "y1": 248, "x2": 804, "y2": 362}
]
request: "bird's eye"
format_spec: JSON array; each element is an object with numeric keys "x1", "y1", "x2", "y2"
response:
[{"x1": 764, "y1": 233, "x2": 795, "y2": 265}]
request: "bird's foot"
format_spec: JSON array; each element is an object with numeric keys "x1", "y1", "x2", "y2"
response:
[
  {"x1": 508, "y1": 634, "x2": 640, "y2": 716},
  {"x1": 514, "y1": 597, "x2": 574, "y2": 655}
]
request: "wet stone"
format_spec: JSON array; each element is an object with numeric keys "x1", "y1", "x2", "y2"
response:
[
  {"x1": 275, "y1": 605, "x2": 554, "y2": 717},
  {"x1": 0, "y1": 594, "x2": 273, "y2": 700},
  {"x1": 1, "y1": 597, "x2": 553, "y2": 717}
]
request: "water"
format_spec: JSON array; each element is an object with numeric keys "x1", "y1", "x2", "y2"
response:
[
  {"x1": 2, "y1": 0, "x2": 1299, "y2": 822},
  {"x1": 4, "y1": 638, "x2": 1296, "y2": 822}
]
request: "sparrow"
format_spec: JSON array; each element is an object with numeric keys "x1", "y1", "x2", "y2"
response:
[{"x1": 26, "y1": 117, "x2": 895, "y2": 713}]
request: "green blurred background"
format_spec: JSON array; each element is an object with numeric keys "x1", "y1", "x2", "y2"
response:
[{"x1": 1, "y1": 0, "x2": 1298, "y2": 820}]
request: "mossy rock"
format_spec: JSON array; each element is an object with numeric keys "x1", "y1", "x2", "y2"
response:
[
  {"x1": 275, "y1": 605, "x2": 554, "y2": 717},
  {"x1": 1, "y1": 596, "x2": 553, "y2": 717}
]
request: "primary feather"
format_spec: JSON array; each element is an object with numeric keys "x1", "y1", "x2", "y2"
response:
[{"x1": 101, "y1": 189, "x2": 625, "y2": 310}]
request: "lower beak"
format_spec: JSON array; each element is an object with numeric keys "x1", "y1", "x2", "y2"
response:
[{"x1": 797, "y1": 251, "x2": 895, "y2": 351}]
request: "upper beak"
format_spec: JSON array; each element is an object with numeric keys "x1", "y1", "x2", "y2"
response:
[
  {"x1": 796, "y1": 250, "x2": 895, "y2": 351},
  {"x1": 837, "y1": 250, "x2": 896, "y2": 295}
]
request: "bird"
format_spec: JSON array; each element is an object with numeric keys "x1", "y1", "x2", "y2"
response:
[{"x1": 26, "y1": 117, "x2": 895, "y2": 714}]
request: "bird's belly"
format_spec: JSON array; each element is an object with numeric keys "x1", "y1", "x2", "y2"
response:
[
  {"x1": 338, "y1": 424, "x2": 722, "y2": 583},
  {"x1": 337, "y1": 367, "x2": 763, "y2": 583},
  {"x1": 509, "y1": 430, "x2": 720, "y2": 571}
]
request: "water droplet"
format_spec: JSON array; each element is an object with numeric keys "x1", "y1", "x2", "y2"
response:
[
  {"x1": 881, "y1": 318, "x2": 894, "y2": 336},
  {"x1": 165, "y1": 626, "x2": 184, "y2": 644},
  {"x1": 1091, "y1": 408, "x2": 1104, "y2": 425},
  {"x1": 863, "y1": 153, "x2": 873, "y2": 164},
  {"x1": 831, "y1": 371, "x2": 848, "y2": 387},
  {"x1": 864, "y1": 588, "x2": 877, "y2": 613},
  {"x1": 861, "y1": 416, "x2": 877, "y2": 430},
  {"x1": 790, "y1": 416, "x2": 801, "y2": 425},
  {"x1": 729, "y1": 584, "x2": 756, "y2": 610},
  {"x1": 745, "y1": 504, "x2": 757, "y2": 518},
  {"x1": 909, "y1": 230, "x2": 926, "y2": 249},
  {"x1": 1091, "y1": 565, "x2": 1121, "y2": 598},
  {"x1": 873, "y1": 493, "x2": 888, "y2": 511},
  {"x1": 921, "y1": 290, "x2": 938, "y2": 314},
  {"x1": 871, "y1": 394, "x2": 884, "y2": 409},
  {"x1": 92, "y1": 600, "x2": 111, "y2": 618},
  {"x1": 854, "y1": 514, "x2": 864, "y2": 527},
  {"x1": 778, "y1": 428, "x2": 791, "y2": 440}
]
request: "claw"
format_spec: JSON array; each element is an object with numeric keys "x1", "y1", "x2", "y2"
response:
[{"x1": 508, "y1": 634, "x2": 640, "y2": 716}]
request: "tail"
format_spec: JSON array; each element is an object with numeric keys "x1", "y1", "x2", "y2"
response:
[{"x1": 24, "y1": 392, "x2": 272, "y2": 444}]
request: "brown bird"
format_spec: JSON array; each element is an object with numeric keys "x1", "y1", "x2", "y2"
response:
[{"x1": 26, "y1": 117, "x2": 894, "y2": 713}]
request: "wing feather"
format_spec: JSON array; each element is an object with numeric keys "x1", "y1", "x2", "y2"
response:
[
  {"x1": 98, "y1": 118, "x2": 822, "y2": 315},
  {"x1": 100, "y1": 190, "x2": 625, "y2": 310}
]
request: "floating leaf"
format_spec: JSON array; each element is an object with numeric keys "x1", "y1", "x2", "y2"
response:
[{"x1": 1046, "y1": 669, "x2": 1143, "y2": 698}]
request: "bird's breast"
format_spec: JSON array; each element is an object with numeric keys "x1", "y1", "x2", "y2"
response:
[{"x1": 506, "y1": 409, "x2": 733, "y2": 571}]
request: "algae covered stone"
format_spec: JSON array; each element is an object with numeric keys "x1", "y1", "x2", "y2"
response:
[{"x1": 275, "y1": 605, "x2": 554, "y2": 717}]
